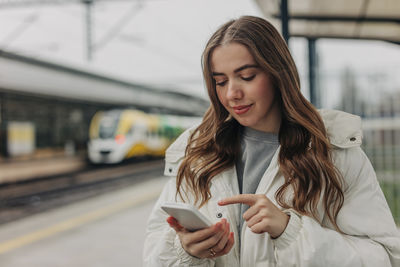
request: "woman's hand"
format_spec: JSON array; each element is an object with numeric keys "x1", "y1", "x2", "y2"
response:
[
  {"x1": 218, "y1": 194, "x2": 289, "y2": 238},
  {"x1": 167, "y1": 216, "x2": 234, "y2": 259}
]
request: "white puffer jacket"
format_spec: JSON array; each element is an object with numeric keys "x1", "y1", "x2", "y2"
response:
[{"x1": 143, "y1": 110, "x2": 400, "y2": 267}]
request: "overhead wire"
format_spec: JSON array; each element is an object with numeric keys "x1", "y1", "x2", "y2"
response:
[
  {"x1": 93, "y1": 0, "x2": 144, "y2": 51},
  {"x1": 1, "y1": 0, "x2": 199, "y2": 72},
  {"x1": 0, "y1": 12, "x2": 40, "y2": 50}
]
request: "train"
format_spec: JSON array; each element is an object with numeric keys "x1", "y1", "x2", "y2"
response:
[{"x1": 87, "y1": 109, "x2": 202, "y2": 164}]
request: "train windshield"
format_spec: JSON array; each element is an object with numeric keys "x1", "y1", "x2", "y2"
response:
[{"x1": 99, "y1": 112, "x2": 120, "y2": 139}]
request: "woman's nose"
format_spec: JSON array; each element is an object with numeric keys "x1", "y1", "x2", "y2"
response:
[{"x1": 226, "y1": 81, "x2": 243, "y2": 100}]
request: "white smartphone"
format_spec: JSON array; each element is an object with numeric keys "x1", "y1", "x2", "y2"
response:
[{"x1": 161, "y1": 202, "x2": 212, "y2": 231}]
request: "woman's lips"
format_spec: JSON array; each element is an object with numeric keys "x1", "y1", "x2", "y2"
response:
[{"x1": 233, "y1": 104, "x2": 252, "y2": 115}]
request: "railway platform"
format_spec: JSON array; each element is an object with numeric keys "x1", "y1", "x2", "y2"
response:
[
  {"x1": 0, "y1": 174, "x2": 168, "y2": 266},
  {"x1": 0, "y1": 153, "x2": 87, "y2": 184}
]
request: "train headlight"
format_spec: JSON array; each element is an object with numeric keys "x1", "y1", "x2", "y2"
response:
[{"x1": 115, "y1": 134, "x2": 125, "y2": 144}]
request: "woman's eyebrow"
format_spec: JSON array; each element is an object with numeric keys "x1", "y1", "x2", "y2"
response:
[
  {"x1": 234, "y1": 64, "x2": 259, "y2": 73},
  {"x1": 212, "y1": 64, "x2": 259, "y2": 76}
]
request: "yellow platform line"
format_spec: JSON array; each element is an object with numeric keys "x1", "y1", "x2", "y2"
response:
[{"x1": 0, "y1": 189, "x2": 161, "y2": 254}]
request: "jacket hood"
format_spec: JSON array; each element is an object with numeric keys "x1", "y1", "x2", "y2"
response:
[{"x1": 319, "y1": 109, "x2": 362, "y2": 148}]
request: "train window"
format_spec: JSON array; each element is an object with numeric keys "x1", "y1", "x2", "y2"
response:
[
  {"x1": 127, "y1": 127, "x2": 134, "y2": 136},
  {"x1": 99, "y1": 113, "x2": 120, "y2": 139},
  {"x1": 165, "y1": 127, "x2": 173, "y2": 139}
]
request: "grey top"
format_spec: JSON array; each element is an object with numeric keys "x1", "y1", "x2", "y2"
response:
[{"x1": 235, "y1": 126, "x2": 279, "y2": 236}]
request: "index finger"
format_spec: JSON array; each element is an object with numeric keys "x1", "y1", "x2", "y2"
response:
[
  {"x1": 218, "y1": 194, "x2": 257, "y2": 206},
  {"x1": 166, "y1": 216, "x2": 185, "y2": 232}
]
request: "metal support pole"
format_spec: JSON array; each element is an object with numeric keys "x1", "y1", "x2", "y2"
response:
[
  {"x1": 308, "y1": 38, "x2": 318, "y2": 107},
  {"x1": 83, "y1": 0, "x2": 93, "y2": 61},
  {"x1": 280, "y1": 0, "x2": 289, "y2": 44},
  {"x1": 0, "y1": 93, "x2": 7, "y2": 157}
]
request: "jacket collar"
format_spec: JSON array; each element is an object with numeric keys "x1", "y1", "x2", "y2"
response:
[{"x1": 164, "y1": 109, "x2": 363, "y2": 175}]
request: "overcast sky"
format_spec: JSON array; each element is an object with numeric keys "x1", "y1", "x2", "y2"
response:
[{"x1": 1, "y1": 0, "x2": 399, "y2": 106}]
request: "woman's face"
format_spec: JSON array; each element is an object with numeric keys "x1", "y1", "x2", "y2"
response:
[{"x1": 211, "y1": 42, "x2": 281, "y2": 133}]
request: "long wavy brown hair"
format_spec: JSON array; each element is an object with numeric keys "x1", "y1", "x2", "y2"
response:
[{"x1": 176, "y1": 16, "x2": 344, "y2": 231}]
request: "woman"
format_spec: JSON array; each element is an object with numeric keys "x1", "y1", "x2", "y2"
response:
[{"x1": 143, "y1": 16, "x2": 400, "y2": 266}]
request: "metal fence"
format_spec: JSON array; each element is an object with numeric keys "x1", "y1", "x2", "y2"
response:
[{"x1": 319, "y1": 67, "x2": 400, "y2": 224}]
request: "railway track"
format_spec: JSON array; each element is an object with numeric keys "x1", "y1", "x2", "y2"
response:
[{"x1": 0, "y1": 159, "x2": 164, "y2": 224}]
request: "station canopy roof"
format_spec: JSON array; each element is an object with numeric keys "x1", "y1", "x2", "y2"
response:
[{"x1": 255, "y1": 0, "x2": 400, "y2": 44}]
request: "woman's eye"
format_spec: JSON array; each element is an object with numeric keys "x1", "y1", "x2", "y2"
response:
[
  {"x1": 242, "y1": 75, "x2": 256, "y2": 81},
  {"x1": 216, "y1": 80, "x2": 227, "y2": 86}
]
